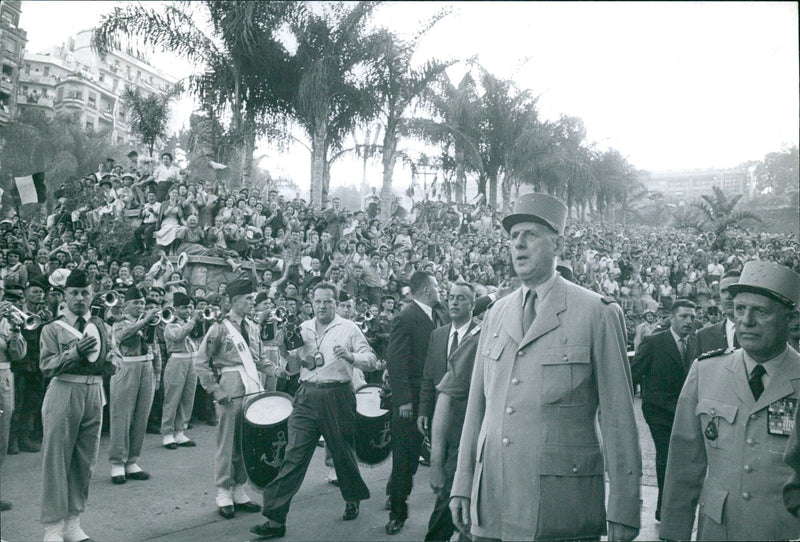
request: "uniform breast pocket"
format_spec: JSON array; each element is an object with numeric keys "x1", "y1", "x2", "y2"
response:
[
  {"x1": 482, "y1": 335, "x2": 509, "y2": 398},
  {"x1": 539, "y1": 346, "x2": 592, "y2": 406},
  {"x1": 695, "y1": 398, "x2": 738, "y2": 450}
]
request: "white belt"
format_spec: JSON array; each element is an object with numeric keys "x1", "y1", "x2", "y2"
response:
[
  {"x1": 220, "y1": 365, "x2": 261, "y2": 396},
  {"x1": 121, "y1": 354, "x2": 152, "y2": 363},
  {"x1": 54, "y1": 374, "x2": 103, "y2": 385},
  {"x1": 169, "y1": 353, "x2": 194, "y2": 361},
  {"x1": 0, "y1": 362, "x2": 10, "y2": 370},
  {"x1": 220, "y1": 366, "x2": 244, "y2": 374}
]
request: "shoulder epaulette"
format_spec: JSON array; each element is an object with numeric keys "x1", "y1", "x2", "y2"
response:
[
  {"x1": 697, "y1": 348, "x2": 727, "y2": 361},
  {"x1": 469, "y1": 325, "x2": 481, "y2": 337},
  {"x1": 601, "y1": 296, "x2": 617, "y2": 305}
]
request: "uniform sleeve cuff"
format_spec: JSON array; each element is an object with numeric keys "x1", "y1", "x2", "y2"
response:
[{"x1": 606, "y1": 494, "x2": 642, "y2": 529}]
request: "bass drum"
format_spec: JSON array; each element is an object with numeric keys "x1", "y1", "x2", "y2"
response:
[
  {"x1": 241, "y1": 392, "x2": 294, "y2": 490},
  {"x1": 354, "y1": 384, "x2": 392, "y2": 465}
]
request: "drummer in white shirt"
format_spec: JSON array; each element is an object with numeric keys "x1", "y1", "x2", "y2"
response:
[{"x1": 251, "y1": 282, "x2": 381, "y2": 539}]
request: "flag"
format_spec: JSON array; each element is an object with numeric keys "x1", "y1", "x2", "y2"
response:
[{"x1": 13, "y1": 172, "x2": 47, "y2": 205}]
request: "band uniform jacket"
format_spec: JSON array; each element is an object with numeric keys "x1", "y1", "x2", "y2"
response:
[
  {"x1": 39, "y1": 314, "x2": 120, "y2": 379},
  {"x1": 691, "y1": 320, "x2": 737, "y2": 362},
  {"x1": 451, "y1": 277, "x2": 642, "y2": 540},
  {"x1": 386, "y1": 302, "x2": 437, "y2": 408},
  {"x1": 660, "y1": 347, "x2": 800, "y2": 541},
  {"x1": 419, "y1": 320, "x2": 477, "y2": 420},
  {"x1": 631, "y1": 329, "x2": 695, "y2": 425}
]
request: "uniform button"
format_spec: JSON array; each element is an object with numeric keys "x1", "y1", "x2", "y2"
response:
[
  {"x1": 493, "y1": 333, "x2": 499, "y2": 338},
  {"x1": 572, "y1": 466, "x2": 579, "y2": 473},
  {"x1": 506, "y1": 407, "x2": 514, "y2": 415},
  {"x1": 750, "y1": 413, "x2": 759, "y2": 420},
  {"x1": 502, "y1": 438, "x2": 510, "y2": 446},
  {"x1": 742, "y1": 491, "x2": 751, "y2": 500},
  {"x1": 562, "y1": 354, "x2": 568, "y2": 361},
  {"x1": 744, "y1": 465, "x2": 752, "y2": 473},
  {"x1": 511, "y1": 378, "x2": 520, "y2": 385},
  {"x1": 518, "y1": 350, "x2": 524, "y2": 357},
  {"x1": 746, "y1": 438, "x2": 755, "y2": 446},
  {"x1": 710, "y1": 408, "x2": 716, "y2": 415}
]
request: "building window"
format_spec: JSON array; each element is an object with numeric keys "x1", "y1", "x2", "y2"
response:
[
  {"x1": 43, "y1": 66, "x2": 50, "y2": 76},
  {"x1": 86, "y1": 120, "x2": 93, "y2": 131},
  {"x1": 99, "y1": 73, "x2": 105, "y2": 83},
  {"x1": 88, "y1": 93, "x2": 96, "y2": 108}
]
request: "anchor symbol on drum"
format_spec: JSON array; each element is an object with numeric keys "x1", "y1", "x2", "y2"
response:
[
  {"x1": 260, "y1": 430, "x2": 287, "y2": 469},
  {"x1": 370, "y1": 420, "x2": 392, "y2": 450}
]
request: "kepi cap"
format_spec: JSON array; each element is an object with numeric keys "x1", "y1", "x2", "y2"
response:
[
  {"x1": 727, "y1": 261, "x2": 800, "y2": 309},
  {"x1": 502, "y1": 192, "x2": 567, "y2": 235}
]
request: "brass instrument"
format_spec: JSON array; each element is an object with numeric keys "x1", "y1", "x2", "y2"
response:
[
  {"x1": 158, "y1": 305, "x2": 176, "y2": 325},
  {"x1": 354, "y1": 311, "x2": 374, "y2": 333},
  {"x1": 103, "y1": 291, "x2": 119, "y2": 307},
  {"x1": 1, "y1": 305, "x2": 42, "y2": 330},
  {"x1": 202, "y1": 307, "x2": 221, "y2": 321}
]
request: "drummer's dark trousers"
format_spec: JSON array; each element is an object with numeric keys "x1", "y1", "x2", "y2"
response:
[{"x1": 262, "y1": 382, "x2": 370, "y2": 524}]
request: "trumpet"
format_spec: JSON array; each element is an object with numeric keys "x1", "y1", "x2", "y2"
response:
[
  {"x1": 202, "y1": 307, "x2": 221, "y2": 321},
  {"x1": 1, "y1": 305, "x2": 42, "y2": 330},
  {"x1": 353, "y1": 311, "x2": 374, "y2": 333},
  {"x1": 103, "y1": 291, "x2": 119, "y2": 307},
  {"x1": 159, "y1": 305, "x2": 176, "y2": 325}
]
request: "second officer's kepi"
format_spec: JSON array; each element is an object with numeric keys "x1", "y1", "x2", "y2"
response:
[
  {"x1": 502, "y1": 192, "x2": 567, "y2": 235},
  {"x1": 727, "y1": 261, "x2": 800, "y2": 309}
]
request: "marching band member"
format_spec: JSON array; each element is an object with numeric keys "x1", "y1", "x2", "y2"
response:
[
  {"x1": 161, "y1": 292, "x2": 199, "y2": 449},
  {"x1": 251, "y1": 282, "x2": 381, "y2": 539},
  {"x1": 194, "y1": 279, "x2": 280, "y2": 519},
  {"x1": 108, "y1": 286, "x2": 160, "y2": 485},
  {"x1": 39, "y1": 270, "x2": 119, "y2": 542},
  {"x1": 0, "y1": 297, "x2": 27, "y2": 513}
]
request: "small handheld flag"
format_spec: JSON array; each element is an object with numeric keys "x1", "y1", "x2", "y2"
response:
[{"x1": 13, "y1": 172, "x2": 47, "y2": 205}]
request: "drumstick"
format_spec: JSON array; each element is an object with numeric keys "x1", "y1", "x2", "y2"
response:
[{"x1": 212, "y1": 391, "x2": 265, "y2": 405}]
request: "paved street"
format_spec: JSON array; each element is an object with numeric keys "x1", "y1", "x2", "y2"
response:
[{"x1": 2, "y1": 398, "x2": 664, "y2": 541}]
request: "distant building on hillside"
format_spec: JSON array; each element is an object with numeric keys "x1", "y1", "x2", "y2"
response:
[
  {"x1": 644, "y1": 167, "x2": 752, "y2": 201},
  {"x1": 17, "y1": 28, "x2": 176, "y2": 146},
  {"x1": 0, "y1": 0, "x2": 27, "y2": 125}
]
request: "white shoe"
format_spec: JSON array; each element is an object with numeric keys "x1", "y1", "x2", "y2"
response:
[
  {"x1": 110, "y1": 465, "x2": 126, "y2": 478},
  {"x1": 232, "y1": 483, "x2": 250, "y2": 505},
  {"x1": 215, "y1": 487, "x2": 233, "y2": 507},
  {"x1": 42, "y1": 520, "x2": 65, "y2": 542},
  {"x1": 64, "y1": 515, "x2": 89, "y2": 542},
  {"x1": 174, "y1": 432, "x2": 191, "y2": 445},
  {"x1": 326, "y1": 468, "x2": 338, "y2": 485},
  {"x1": 163, "y1": 434, "x2": 177, "y2": 447}
]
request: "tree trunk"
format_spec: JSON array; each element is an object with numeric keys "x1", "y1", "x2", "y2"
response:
[
  {"x1": 241, "y1": 114, "x2": 256, "y2": 189},
  {"x1": 231, "y1": 70, "x2": 243, "y2": 190},
  {"x1": 380, "y1": 124, "x2": 397, "y2": 222},
  {"x1": 455, "y1": 146, "x2": 465, "y2": 204},
  {"x1": 322, "y1": 143, "x2": 330, "y2": 208},
  {"x1": 501, "y1": 175, "x2": 511, "y2": 211},
  {"x1": 310, "y1": 122, "x2": 326, "y2": 210},
  {"x1": 488, "y1": 171, "x2": 497, "y2": 208}
]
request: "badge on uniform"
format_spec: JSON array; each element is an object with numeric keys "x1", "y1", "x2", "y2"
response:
[
  {"x1": 704, "y1": 419, "x2": 718, "y2": 441},
  {"x1": 768, "y1": 398, "x2": 797, "y2": 436}
]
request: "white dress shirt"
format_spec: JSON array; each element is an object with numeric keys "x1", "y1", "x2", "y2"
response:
[{"x1": 448, "y1": 320, "x2": 473, "y2": 358}]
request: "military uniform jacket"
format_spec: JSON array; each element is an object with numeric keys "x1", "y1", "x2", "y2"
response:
[
  {"x1": 451, "y1": 277, "x2": 642, "y2": 540},
  {"x1": 660, "y1": 347, "x2": 800, "y2": 541},
  {"x1": 39, "y1": 313, "x2": 119, "y2": 379}
]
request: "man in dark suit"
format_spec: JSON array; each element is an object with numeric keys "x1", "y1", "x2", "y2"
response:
[
  {"x1": 385, "y1": 270, "x2": 443, "y2": 535},
  {"x1": 27, "y1": 248, "x2": 52, "y2": 281},
  {"x1": 631, "y1": 298, "x2": 697, "y2": 522},
  {"x1": 691, "y1": 270, "x2": 740, "y2": 360},
  {"x1": 418, "y1": 281, "x2": 476, "y2": 541}
]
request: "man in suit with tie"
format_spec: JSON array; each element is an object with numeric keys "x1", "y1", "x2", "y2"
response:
[
  {"x1": 385, "y1": 270, "x2": 443, "y2": 535},
  {"x1": 630, "y1": 298, "x2": 697, "y2": 522},
  {"x1": 418, "y1": 281, "x2": 477, "y2": 541},
  {"x1": 661, "y1": 261, "x2": 800, "y2": 540},
  {"x1": 691, "y1": 270, "x2": 740, "y2": 360}
]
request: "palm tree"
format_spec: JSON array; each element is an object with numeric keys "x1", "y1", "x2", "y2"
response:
[
  {"x1": 692, "y1": 185, "x2": 763, "y2": 249},
  {"x1": 93, "y1": 1, "x2": 300, "y2": 188},
  {"x1": 120, "y1": 84, "x2": 182, "y2": 158}
]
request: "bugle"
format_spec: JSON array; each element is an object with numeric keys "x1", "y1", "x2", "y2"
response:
[
  {"x1": 103, "y1": 291, "x2": 119, "y2": 307},
  {"x1": 1, "y1": 305, "x2": 42, "y2": 330}
]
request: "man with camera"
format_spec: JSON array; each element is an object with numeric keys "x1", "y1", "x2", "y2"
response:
[
  {"x1": 194, "y1": 279, "x2": 281, "y2": 519},
  {"x1": 251, "y1": 282, "x2": 381, "y2": 539}
]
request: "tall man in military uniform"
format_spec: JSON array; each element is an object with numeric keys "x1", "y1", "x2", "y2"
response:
[
  {"x1": 109, "y1": 286, "x2": 160, "y2": 484},
  {"x1": 661, "y1": 261, "x2": 800, "y2": 540},
  {"x1": 450, "y1": 193, "x2": 642, "y2": 541},
  {"x1": 194, "y1": 279, "x2": 280, "y2": 519},
  {"x1": 161, "y1": 292, "x2": 199, "y2": 449},
  {"x1": 39, "y1": 270, "x2": 119, "y2": 541}
]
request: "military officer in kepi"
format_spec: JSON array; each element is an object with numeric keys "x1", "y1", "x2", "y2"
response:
[
  {"x1": 450, "y1": 193, "x2": 642, "y2": 542},
  {"x1": 660, "y1": 260, "x2": 800, "y2": 541}
]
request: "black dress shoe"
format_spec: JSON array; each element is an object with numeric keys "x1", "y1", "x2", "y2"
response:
[
  {"x1": 164, "y1": 442, "x2": 178, "y2": 450},
  {"x1": 343, "y1": 502, "x2": 359, "y2": 521},
  {"x1": 146, "y1": 426, "x2": 161, "y2": 434},
  {"x1": 218, "y1": 505, "x2": 235, "y2": 519},
  {"x1": 111, "y1": 475, "x2": 127, "y2": 485},
  {"x1": 385, "y1": 518, "x2": 405, "y2": 535},
  {"x1": 177, "y1": 440, "x2": 196, "y2": 448},
  {"x1": 234, "y1": 501, "x2": 261, "y2": 513},
  {"x1": 125, "y1": 471, "x2": 150, "y2": 481},
  {"x1": 384, "y1": 497, "x2": 391, "y2": 511},
  {"x1": 250, "y1": 522, "x2": 286, "y2": 538},
  {"x1": 0, "y1": 500, "x2": 12, "y2": 511}
]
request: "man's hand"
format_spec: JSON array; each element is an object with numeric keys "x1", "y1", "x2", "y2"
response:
[
  {"x1": 398, "y1": 402, "x2": 413, "y2": 421},
  {"x1": 75, "y1": 336, "x2": 99, "y2": 359},
  {"x1": 608, "y1": 521, "x2": 638, "y2": 541},
  {"x1": 142, "y1": 308, "x2": 159, "y2": 325},
  {"x1": 154, "y1": 377, "x2": 161, "y2": 391},
  {"x1": 333, "y1": 345, "x2": 353, "y2": 364},
  {"x1": 212, "y1": 389, "x2": 231, "y2": 405},
  {"x1": 416, "y1": 415, "x2": 429, "y2": 435},
  {"x1": 449, "y1": 496, "x2": 471, "y2": 537},
  {"x1": 429, "y1": 460, "x2": 446, "y2": 498}
]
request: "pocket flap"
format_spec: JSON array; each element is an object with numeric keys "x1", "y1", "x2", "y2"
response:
[
  {"x1": 485, "y1": 336, "x2": 507, "y2": 360},
  {"x1": 699, "y1": 483, "x2": 728, "y2": 524},
  {"x1": 696, "y1": 398, "x2": 738, "y2": 424},
  {"x1": 539, "y1": 446, "x2": 604, "y2": 476},
  {"x1": 540, "y1": 345, "x2": 590, "y2": 365}
]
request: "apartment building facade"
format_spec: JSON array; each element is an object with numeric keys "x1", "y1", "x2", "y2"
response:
[{"x1": 0, "y1": 0, "x2": 27, "y2": 125}]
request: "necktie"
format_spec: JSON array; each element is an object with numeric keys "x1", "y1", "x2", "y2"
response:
[
  {"x1": 522, "y1": 291, "x2": 537, "y2": 335},
  {"x1": 76, "y1": 316, "x2": 87, "y2": 333},
  {"x1": 449, "y1": 330, "x2": 459, "y2": 358},
  {"x1": 749, "y1": 364, "x2": 765, "y2": 401},
  {"x1": 679, "y1": 337, "x2": 687, "y2": 363},
  {"x1": 240, "y1": 320, "x2": 250, "y2": 346}
]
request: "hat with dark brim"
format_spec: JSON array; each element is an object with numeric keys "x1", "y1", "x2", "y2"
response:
[
  {"x1": 227, "y1": 280, "x2": 254, "y2": 298},
  {"x1": 727, "y1": 261, "x2": 800, "y2": 309},
  {"x1": 502, "y1": 192, "x2": 567, "y2": 235}
]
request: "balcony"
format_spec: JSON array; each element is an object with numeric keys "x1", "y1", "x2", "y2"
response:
[
  {"x1": 0, "y1": 76, "x2": 13, "y2": 93},
  {"x1": 19, "y1": 73, "x2": 57, "y2": 86}
]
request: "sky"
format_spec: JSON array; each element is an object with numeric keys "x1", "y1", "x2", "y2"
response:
[{"x1": 19, "y1": 1, "x2": 800, "y2": 193}]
